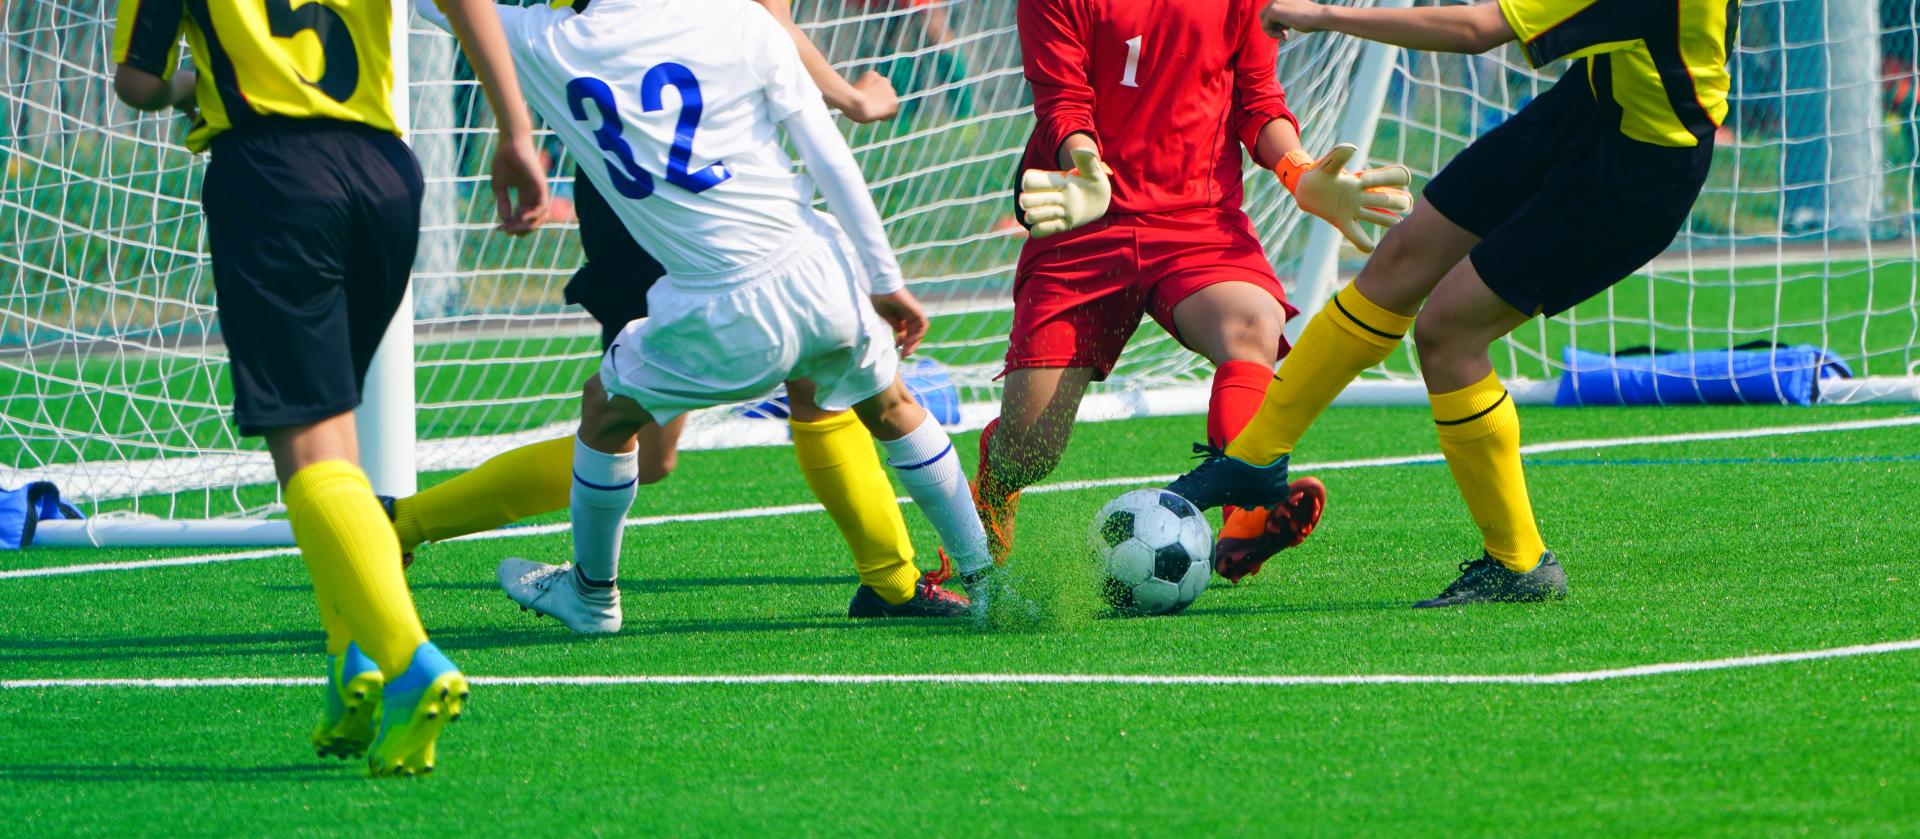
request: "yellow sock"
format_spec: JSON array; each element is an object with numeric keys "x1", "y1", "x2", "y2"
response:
[
  {"x1": 285, "y1": 460, "x2": 429, "y2": 676},
  {"x1": 791, "y1": 412, "x2": 919, "y2": 605},
  {"x1": 1227, "y1": 282, "x2": 1414, "y2": 464},
  {"x1": 1429, "y1": 371, "x2": 1547, "y2": 573},
  {"x1": 314, "y1": 592, "x2": 350, "y2": 658},
  {"x1": 391, "y1": 436, "x2": 574, "y2": 551}
]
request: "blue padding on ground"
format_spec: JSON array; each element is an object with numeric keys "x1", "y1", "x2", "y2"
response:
[
  {"x1": 0, "y1": 482, "x2": 83, "y2": 550},
  {"x1": 1555, "y1": 343, "x2": 1852, "y2": 407},
  {"x1": 738, "y1": 357, "x2": 963, "y2": 426}
]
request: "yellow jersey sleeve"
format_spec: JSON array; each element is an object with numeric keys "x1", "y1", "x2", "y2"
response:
[
  {"x1": 1497, "y1": 0, "x2": 1649, "y2": 68},
  {"x1": 113, "y1": 0, "x2": 185, "y2": 77}
]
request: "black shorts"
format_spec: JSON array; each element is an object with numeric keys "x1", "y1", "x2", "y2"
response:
[
  {"x1": 202, "y1": 118, "x2": 423, "y2": 436},
  {"x1": 564, "y1": 167, "x2": 666, "y2": 350},
  {"x1": 1422, "y1": 76, "x2": 1713, "y2": 317}
]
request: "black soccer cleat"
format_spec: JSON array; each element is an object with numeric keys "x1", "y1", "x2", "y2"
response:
[
  {"x1": 848, "y1": 572, "x2": 973, "y2": 618},
  {"x1": 1163, "y1": 443, "x2": 1295, "y2": 512},
  {"x1": 377, "y1": 494, "x2": 415, "y2": 570},
  {"x1": 1413, "y1": 551, "x2": 1568, "y2": 608}
]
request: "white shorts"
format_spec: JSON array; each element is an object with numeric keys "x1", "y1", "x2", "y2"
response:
[{"x1": 598, "y1": 229, "x2": 899, "y2": 424}]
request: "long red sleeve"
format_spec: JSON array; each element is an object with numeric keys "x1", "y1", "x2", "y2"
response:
[
  {"x1": 1230, "y1": 13, "x2": 1300, "y2": 167},
  {"x1": 1015, "y1": 0, "x2": 1296, "y2": 217},
  {"x1": 1018, "y1": 0, "x2": 1098, "y2": 167}
]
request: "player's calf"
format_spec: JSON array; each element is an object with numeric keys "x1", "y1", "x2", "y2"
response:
[{"x1": 851, "y1": 377, "x2": 996, "y2": 597}]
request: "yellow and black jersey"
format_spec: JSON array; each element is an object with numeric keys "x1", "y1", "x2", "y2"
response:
[
  {"x1": 1497, "y1": 0, "x2": 1738, "y2": 147},
  {"x1": 113, "y1": 0, "x2": 400, "y2": 151}
]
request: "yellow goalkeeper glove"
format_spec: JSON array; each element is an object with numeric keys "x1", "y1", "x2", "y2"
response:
[
  {"x1": 1018, "y1": 147, "x2": 1113, "y2": 239},
  {"x1": 1275, "y1": 143, "x2": 1413, "y2": 254}
]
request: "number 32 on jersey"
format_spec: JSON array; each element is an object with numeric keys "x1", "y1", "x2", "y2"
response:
[{"x1": 566, "y1": 63, "x2": 732, "y2": 200}]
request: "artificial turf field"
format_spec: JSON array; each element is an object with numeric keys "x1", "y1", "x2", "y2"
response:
[{"x1": 4, "y1": 403, "x2": 1919, "y2": 835}]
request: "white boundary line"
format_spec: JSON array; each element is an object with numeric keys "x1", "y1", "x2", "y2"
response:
[
  {"x1": 5, "y1": 414, "x2": 1917, "y2": 582},
  {"x1": 6, "y1": 638, "x2": 1918, "y2": 690}
]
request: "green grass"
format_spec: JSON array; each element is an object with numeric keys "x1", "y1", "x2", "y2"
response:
[{"x1": 4, "y1": 405, "x2": 1919, "y2": 834}]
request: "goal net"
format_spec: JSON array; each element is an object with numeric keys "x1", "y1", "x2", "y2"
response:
[{"x1": 4, "y1": 0, "x2": 1917, "y2": 526}]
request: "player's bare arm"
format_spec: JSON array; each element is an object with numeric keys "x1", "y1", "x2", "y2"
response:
[
  {"x1": 1262, "y1": 0, "x2": 1516, "y2": 54},
  {"x1": 756, "y1": 0, "x2": 900, "y2": 123},
  {"x1": 111, "y1": 65, "x2": 197, "y2": 120},
  {"x1": 434, "y1": 0, "x2": 550, "y2": 234}
]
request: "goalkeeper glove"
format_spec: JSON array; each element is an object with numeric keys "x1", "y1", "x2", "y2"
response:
[
  {"x1": 1018, "y1": 147, "x2": 1112, "y2": 239},
  {"x1": 1275, "y1": 143, "x2": 1412, "y2": 254}
]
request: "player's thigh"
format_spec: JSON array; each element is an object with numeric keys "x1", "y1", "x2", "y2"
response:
[
  {"x1": 1412, "y1": 261, "x2": 1533, "y2": 392},
  {"x1": 201, "y1": 128, "x2": 362, "y2": 438},
  {"x1": 1006, "y1": 224, "x2": 1142, "y2": 380},
  {"x1": 1352, "y1": 201, "x2": 1483, "y2": 313},
  {"x1": 1141, "y1": 214, "x2": 1294, "y2": 366}
]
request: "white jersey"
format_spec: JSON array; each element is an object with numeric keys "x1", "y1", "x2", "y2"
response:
[{"x1": 423, "y1": 0, "x2": 883, "y2": 281}]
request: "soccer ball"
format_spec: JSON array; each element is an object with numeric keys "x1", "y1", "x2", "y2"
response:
[{"x1": 1088, "y1": 489, "x2": 1213, "y2": 616}]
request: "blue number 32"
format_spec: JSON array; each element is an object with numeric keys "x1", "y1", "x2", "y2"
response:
[{"x1": 566, "y1": 63, "x2": 732, "y2": 200}]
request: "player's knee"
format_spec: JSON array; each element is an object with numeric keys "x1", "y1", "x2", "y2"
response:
[
  {"x1": 852, "y1": 378, "x2": 924, "y2": 439},
  {"x1": 1412, "y1": 308, "x2": 1468, "y2": 370},
  {"x1": 1213, "y1": 310, "x2": 1283, "y2": 365}
]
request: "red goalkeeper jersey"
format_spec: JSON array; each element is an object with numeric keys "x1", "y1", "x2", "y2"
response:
[{"x1": 1016, "y1": 0, "x2": 1299, "y2": 218}]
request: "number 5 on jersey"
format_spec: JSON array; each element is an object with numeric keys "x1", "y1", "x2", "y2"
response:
[{"x1": 566, "y1": 63, "x2": 732, "y2": 201}]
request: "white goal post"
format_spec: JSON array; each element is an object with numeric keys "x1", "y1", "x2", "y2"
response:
[{"x1": 5, "y1": 0, "x2": 1920, "y2": 547}]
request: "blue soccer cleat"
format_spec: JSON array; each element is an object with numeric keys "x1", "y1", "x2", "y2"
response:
[
  {"x1": 310, "y1": 643, "x2": 384, "y2": 760},
  {"x1": 366, "y1": 641, "x2": 469, "y2": 778}
]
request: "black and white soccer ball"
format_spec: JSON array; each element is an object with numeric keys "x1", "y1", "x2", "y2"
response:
[{"x1": 1088, "y1": 489, "x2": 1213, "y2": 616}]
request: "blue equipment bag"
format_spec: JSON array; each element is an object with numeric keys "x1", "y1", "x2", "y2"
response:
[
  {"x1": 737, "y1": 356, "x2": 963, "y2": 426},
  {"x1": 1555, "y1": 342, "x2": 1852, "y2": 407},
  {"x1": 0, "y1": 481, "x2": 83, "y2": 549}
]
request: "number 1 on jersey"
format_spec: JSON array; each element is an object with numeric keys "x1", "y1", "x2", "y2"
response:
[{"x1": 1121, "y1": 35, "x2": 1143, "y2": 88}]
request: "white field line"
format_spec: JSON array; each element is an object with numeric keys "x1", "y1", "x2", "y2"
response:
[
  {"x1": 5, "y1": 413, "x2": 1917, "y2": 582},
  {"x1": 6, "y1": 637, "x2": 1919, "y2": 690}
]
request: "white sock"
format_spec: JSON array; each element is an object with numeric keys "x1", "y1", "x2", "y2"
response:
[
  {"x1": 571, "y1": 435, "x2": 638, "y2": 588},
  {"x1": 880, "y1": 415, "x2": 992, "y2": 576}
]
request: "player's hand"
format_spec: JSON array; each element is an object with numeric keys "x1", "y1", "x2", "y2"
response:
[
  {"x1": 168, "y1": 70, "x2": 200, "y2": 124},
  {"x1": 1262, "y1": 0, "x2": 1329, "y2": 39},
  {"x1": 870, "y1": 288, "x2": 929, "y2": 357},
  {"x1": 491, "y1": 135, "x2": 550, "y2": 236},
  {"x1": 844, "y1": 71, "x2": 901, "y2": 124},
  {"x1": 1275, "y1": 143, "x2": 1412, "y2": 254},
  {"x1": 1017, "y1": 147, "x2": 1112, "y2": 239}
]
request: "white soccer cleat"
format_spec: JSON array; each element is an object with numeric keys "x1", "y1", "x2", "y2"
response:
[{"x1": 496, "y1": 558, "x2": 622, "y2": 635}]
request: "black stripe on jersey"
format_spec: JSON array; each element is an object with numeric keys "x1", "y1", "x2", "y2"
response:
[
  {"x1": 1522, "y1": 0, "x2": 1646, "y2": 67},
  {"x1": 119, "y1": 0, "x2": 186, "y2": 75},
  {"x1": 183, "y1": 0, "x2": 259, "y2": 130},
  {"x1": 1641, "y1": 10, "x2": 1719, "y2": 141}
]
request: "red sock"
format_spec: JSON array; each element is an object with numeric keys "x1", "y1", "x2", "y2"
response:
[
  {"x1": 1208, "y1": 361, "x2": 1274, "y2": 521},
  {"x1": 1208, "y1": 360, "x2": 1272, "y2": 450}
]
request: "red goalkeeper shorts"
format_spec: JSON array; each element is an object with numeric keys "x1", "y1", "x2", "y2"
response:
[{"x1": 1004, "y1": 207, "x2": 1296, "y2": 379}]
